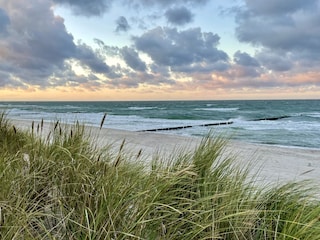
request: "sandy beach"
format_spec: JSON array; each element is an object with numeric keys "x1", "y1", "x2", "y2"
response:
[
  {"x1": 13, "y1": 119, "x2": 320, "y2": 186},
  {"x1": 90, "y1": 127, "x2": 320, "y2": 186}
]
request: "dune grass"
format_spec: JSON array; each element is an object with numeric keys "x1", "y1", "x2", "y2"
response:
[{"x1": 1, "y1": 112, "x2": 320, "y2": 239}]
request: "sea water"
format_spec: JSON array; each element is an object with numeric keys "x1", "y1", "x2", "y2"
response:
[{"x1": 1, "y1": 100, "x2": 319, "y2": 149}]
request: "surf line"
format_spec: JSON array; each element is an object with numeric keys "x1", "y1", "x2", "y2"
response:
[{"x1": 138, "y1": 121, "x2": 234, "y2": 132}]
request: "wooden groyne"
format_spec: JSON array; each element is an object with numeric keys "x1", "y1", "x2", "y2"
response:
[
  {"x1": 138, "y1": 121, "x2": 234, "y2": 132},
  {"x1": 252, "y1": 116, "x2": 290, "y2": 121},
  {"x1": 138, "y1": 115, "x2": 290, "y2": 132}
]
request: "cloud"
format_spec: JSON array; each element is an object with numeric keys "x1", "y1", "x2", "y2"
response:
[
  {"x1": 228, "y1": 65, "x2": 263, "y2": 79},
  {"x1": 0, "y1": 0, "x2": 112, "y2": 88},
  {"x1": 243, "y1": 0, "x2": 317, "y2": 15},
  {"x1": 256, "y1": 50, "x2": 293, "y2": 72},
  {"x1": 53, "y1": 0, "x2": 208, "y2": 17},
  {"x1": 0, "y1": 71, "x2": 26, "y2": 88},
  {"x1": 149, "y1": 64, "x2": 170, "y2": 77},
  {"x1": 94, "y1": 39, "x2": 121, "y2": 56},
  {"x1": 0, "y1": 0, "x2": 77, "y2": 86},
  {"x1": 233, "y1": 0, "x2": 320, "y2": 88},
  {"x1": 165, "y1": 6, "x2": 193, "y2": 26},
  {"x1": 91, "y1": 39, "x2": 178, "y2": 87},
  {"x1": 52, "y1": 0, "x2": 113, "y2": 17},
  {"x1": 133, "y1": 27, "x2": 229, "y2": 71},
  {"x1": 49, "y1": 69, "x2": 101, "y2": 89},
  {"x1": 115, "y1": 16, "x2": 130, "y2": 32},
  {"x1": 124, "y1": 0, "x2": 208, "y2": 8},
  {"x1": 230, "y1": 51, "x2": 264, "y2": 79},
  {"x1": 171, "y1": 61, "x2": 230, "y2": 73},
  {"x1": 234, "y1": 51, "x2": 260, "y2": 67},
  {"x1": 120, "y1": 46, "x2": 146, "y2": 71},
  {"x1": 235, "y1": 1, "x2": 320, "y2": 57},
  {"x1": 1, "y1": 0, "x2": 318, "y2": 95},
  {"x1": 95, "y1": 27, "x2": 231, "y2": 88},
  {"x1": 76, "y1": 43, "x2": 110, "y2": 74},
  {"x1": 108, "y1": 71, "x2": 175, "y2": 88},
  {"x1": 93, "y1": 40, "x2": 147, "y2": 73}
]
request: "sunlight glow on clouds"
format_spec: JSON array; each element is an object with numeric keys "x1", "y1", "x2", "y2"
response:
[{"x1": 0, "y1": 0, "x2": 319, "y2": 100}]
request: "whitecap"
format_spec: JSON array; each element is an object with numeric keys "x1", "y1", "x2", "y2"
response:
[
  {"x1": 128, "y1": 106, "x2": 158, "y2": 110},
  {"x1": 195, "y1": 107, "x2": 239, "y2": 112}
]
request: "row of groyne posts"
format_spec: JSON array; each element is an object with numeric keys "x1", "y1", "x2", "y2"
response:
[{"x1": 138, "y1": 116, "x2": 290, "y2": 132}]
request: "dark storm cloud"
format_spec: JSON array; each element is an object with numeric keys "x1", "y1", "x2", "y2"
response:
[
  {"x1": 0, "y1": 0, "x2": 113, "y2": 88},
  {"x1": 120, "y1": 46, "x2": 146, "y2": 71},
  {"x1": 96, "y1": 26, "x2": 230, "y2": 77},
  {"x1": 76, "y1": 43, "x2": 110, "y2": 74},
  {"x1": 0, "y1": 0, "x2": 77, "y2": 86},
  {"x1": 243, "y1": 0, "x2": 317, "y2": 15},
  {"x1": 115, "y1": 16, "x2": 130, "y2": 32},
  {"x1": 133, "y1": 27, "x2": 228, "y2": 70},
  {"x1": 165, "y1": 6, "x2": 193, "y2": 26},
  {"x1": 234, "y1": 51, "x2": 260, "y2": 67},
  {"x1": 256, "y1": 50, "x2": 293, "y2": 72},
  {"x1": 0, "y1": 8, "x2": 10, "y2": 35},
  {"x1": 235, "y1": 0, "x2": 320, "y2": 57},
  {"x1": 53, "y1": 0, "x2": 113, "y2": 17},
  {"x1": 149, "y1": 64, "x2": 170, "y2": 77}
]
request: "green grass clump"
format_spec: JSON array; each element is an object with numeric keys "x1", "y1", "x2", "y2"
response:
[{"x1": 0, "y1": 113, "x2": 320, "y2": 239}]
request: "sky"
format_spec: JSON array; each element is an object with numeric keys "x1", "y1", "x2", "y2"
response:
[{"x1": 0, "y1": 0, "x2": 320, "y2": 101}]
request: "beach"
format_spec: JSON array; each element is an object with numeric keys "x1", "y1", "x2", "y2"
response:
[
  {"x1": 91, "y1": 127, "x2": 320, "y2": 186},
  {"x1": 4, "y1": 118, "x2": 320, "y2": 238},
  {"x1": 13, "y1": 119, "x2": 320, "y2": 186}
]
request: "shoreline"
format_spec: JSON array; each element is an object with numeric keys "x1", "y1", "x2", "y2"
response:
[
  {"x1": 10, "y1": 117, "x2": 320, "y2": 151},
  {"x1": 11, "y1": 118, "x2": 320, "y2": 186}
]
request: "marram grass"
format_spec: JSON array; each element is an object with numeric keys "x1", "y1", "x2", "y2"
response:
[{"x1": 1, "y1": 112, "x2": 320, "y2": 239}]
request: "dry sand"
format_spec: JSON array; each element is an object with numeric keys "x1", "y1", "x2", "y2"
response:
[{"x1": 12, "y1": 119, "x2": 320, "y2": 186}]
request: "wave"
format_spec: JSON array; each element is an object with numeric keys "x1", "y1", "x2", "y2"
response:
[
  {"x1": 302, "y1": 112, "x2": 320, "y2": 119},
  {"x1": 195, "y1": 107, "x2": 239, "y2": 112},
  {"x1": 128, "y1": 106, "x2": 158, "y2": 110},
  {"x1": 54, "y1": 105, "x2": 83, "y2": 110}
]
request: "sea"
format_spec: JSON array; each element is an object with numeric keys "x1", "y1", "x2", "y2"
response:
[{"x1": 1, "y1": 100, "x2": 319, "y2": 149}]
